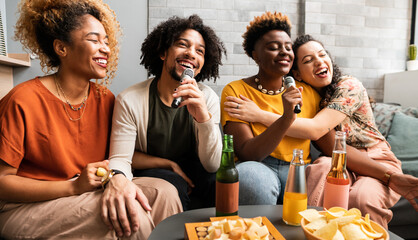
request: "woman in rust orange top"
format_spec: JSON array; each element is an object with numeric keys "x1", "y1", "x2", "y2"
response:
[{"x1": 0, "y1": 1, "x2": 181, "y2": 239}]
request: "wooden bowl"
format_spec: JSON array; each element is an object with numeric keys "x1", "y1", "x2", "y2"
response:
[{"x1": 300, "y1": 211, "x2": 388, "y2": 240}]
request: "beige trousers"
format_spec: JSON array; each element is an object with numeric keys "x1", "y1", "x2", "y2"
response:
[
  {"x1": 0, "y1": 177, "x2": 182, "y2": 240},
  {"x1": 306, "y1": 141, "x2": 402, "y2": 229}
]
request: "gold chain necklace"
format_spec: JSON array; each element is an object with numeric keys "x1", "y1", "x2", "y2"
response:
[
  {"x1": 254, "y1": 77, "x2": 284, "y2": 95},
  {"x1": 54, "y1": 74, "x2": 89, "y2": 121}
]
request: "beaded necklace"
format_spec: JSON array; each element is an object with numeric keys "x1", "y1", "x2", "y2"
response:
[
  {"x1": 254, "y1": 77, "x2": 284, "y2": 95},
  {"x1": 54, "y1": 74, "x2": 89, "y2": 121}
]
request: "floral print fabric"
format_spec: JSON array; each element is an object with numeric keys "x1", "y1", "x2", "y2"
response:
[{"x1": 326, "y1": 76, "x2": 385, "y2": 148}]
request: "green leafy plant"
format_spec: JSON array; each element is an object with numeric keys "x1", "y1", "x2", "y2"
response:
[{"x1": 409, "y1": 44, "x2": 417, "y2": 60}]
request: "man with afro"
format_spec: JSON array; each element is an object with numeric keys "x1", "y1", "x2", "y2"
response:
[{"x1": 102, "y1": 14, "x2": 226, "y2": 235}]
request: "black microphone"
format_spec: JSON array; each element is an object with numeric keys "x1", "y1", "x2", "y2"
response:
[
  {"x1": 171, "y1": 68, "x2": 194, "y2": 108},
  {"x1": 284, "y1": 76, "x2": 301, "y2": 114}
]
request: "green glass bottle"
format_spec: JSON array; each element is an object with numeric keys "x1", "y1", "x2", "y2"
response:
[{"x1": 216, "y1": 134, "x2": 239, "y2": 217}]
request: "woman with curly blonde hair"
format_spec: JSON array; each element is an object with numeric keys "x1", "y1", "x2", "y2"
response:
[{"x1": 0, "y1": 0, "x2": 181, "y2": 239}]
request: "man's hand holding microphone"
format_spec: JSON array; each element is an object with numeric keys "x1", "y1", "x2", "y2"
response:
[{"x1": 172, "y1": 68, "x2": 211, "y2": 123}]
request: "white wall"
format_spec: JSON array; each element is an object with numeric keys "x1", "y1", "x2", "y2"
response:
[
  {"x1": 149, "y1": 0, "x2": 412, "y2": 101},
  {"x1": 5, "y1": 0, "x2": 414, "y2": 101}
]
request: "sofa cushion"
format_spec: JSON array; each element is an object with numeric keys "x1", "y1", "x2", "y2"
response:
[
  {"x1": 401, "y1": 161, "x2": 418, "y2": 177},
  {"x1": 373, "y1": 103, "x2": 402, "y2": 138},
  {"x1": 373, "y1": 103, "x2": 418, "y2": 138},
  {"x1": 387, "y1": 112, "x2": 418, "y2": 175}
]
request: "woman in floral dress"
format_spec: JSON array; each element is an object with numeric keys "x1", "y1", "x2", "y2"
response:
[{"x1": 224, "y1": 34, "x2": 418, "y2": 228}]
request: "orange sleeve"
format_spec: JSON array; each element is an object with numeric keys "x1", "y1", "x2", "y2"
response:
[{"x1": 0, "y1": 90, "x2": 26, "y2": 168}]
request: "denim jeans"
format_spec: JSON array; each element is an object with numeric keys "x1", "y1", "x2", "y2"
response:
[{"x1": 236, "y1": 156, "x2": 290, "y2": 205}]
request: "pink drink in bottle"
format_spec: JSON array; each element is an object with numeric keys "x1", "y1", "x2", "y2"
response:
[{"x1": 323, "y1": 131, "x2": 350, "y2": 210}]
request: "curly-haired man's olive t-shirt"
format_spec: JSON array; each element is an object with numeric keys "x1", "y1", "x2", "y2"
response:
[{"x1": 146, "y1": 78, "x2": 199, "y2": 166}]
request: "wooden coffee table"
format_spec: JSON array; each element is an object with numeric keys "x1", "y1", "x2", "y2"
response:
[{"x1": 149, "y1": 205, "x2": 403, "y2": 240}]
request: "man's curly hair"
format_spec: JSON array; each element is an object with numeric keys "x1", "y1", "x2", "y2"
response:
[
  {"x1": 140, "y1": 15, "x2": 226, "y2": 82},
  {"x1": 291, "y1": 34, "x2": 343, "y2": 109},
  {"x1": 242, "y1": 11, "x2": 291, "y2": 59},
  {"x1": 14, "y1": 0, "x2": 121, "y2": 92}
]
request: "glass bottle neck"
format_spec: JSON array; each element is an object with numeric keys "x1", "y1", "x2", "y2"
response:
[
  {"x1": 221, "y1": 135, "x2": 234, "y2": 167},
  {"x1": 332, "y1": 131, "x2": 347, "y2": 171},
  {"x1": 291, "y1": 149, "x2": 304, "y2": 165},
  {"x1": 331, "y1": 150, "x2": 347, "y2": 171}
]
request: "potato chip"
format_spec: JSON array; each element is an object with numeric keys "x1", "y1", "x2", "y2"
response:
[
  {"x1": 333, "y1": 229, "x2": 345, "y2": 240},
  {"x1": 360, "y1": 224, "x2": 383, "y2": 238},
  {"x1": 326, "y1": 207, "x2": 348, "y2": 213},
  {"x1": 340, "y1": 223, "x2": 371, "y2": 240},
  {"x1": 364, "y1": 214, "x2": 372, "y2": 227},
  {"x1": 299, "y1": 208, "x2": 324, "y2": 222},
  {"x1": 314, "y1": 221, "x2": 338, "y2": 240},
  {"x1": 325, "y1": 207, "x2": 346, "y2": 220},
  {"x1": 329, "y1": 215, "x2": 357, "y2": 226},
  {"x1": 359, "y1": 214, "x2": 378, "y2": 234},
  {"x1": 344, "y1": 208, "x2": 362, "y2": 219},
  {"x1": 305, "y1": 216, "x2": 327, "y2": 232}
]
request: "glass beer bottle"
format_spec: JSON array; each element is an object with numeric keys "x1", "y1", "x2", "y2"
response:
[
  {"x1": 323, "y1": 131, "x2": 350, "y2": 210},
  {"x1": 283, "y1": 149, "x2": 307, "y2": 226},
  {"x1": 216, "y1": 134, "x2": 239, "y2": 217}
]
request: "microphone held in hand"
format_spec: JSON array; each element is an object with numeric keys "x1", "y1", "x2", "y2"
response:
[
  {"x1": 171, "y1": 68, "x2": 194, "y2": 108},
  {"x1": 284, "y1": 76, "x2": 301, "y2": 114}
]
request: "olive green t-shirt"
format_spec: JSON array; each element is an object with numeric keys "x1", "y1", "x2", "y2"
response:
[{"x1": 147, "y1": 78, "x2": 199, "y2": 165}]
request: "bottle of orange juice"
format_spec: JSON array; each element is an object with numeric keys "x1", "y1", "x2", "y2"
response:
[
  {"x1": 323, "y1": 131, "x2": 350, "y2": 210},
  {"x1": 282, "y1": 149, "x2": 307, "y2": 226}
]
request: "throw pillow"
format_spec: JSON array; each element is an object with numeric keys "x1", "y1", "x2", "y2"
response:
[
  {"x1": 373, "y1": 103, "x2": 402, "y2": 138},
  {"x1": 387, "y1": 112, "x2": 418, "y2": 161}
]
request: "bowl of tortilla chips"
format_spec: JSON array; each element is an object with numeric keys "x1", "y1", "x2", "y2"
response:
[{"x1": 300, "y1": 207, "x2": 388, "y2": 240}]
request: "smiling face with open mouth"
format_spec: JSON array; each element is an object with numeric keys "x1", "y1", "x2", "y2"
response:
[
  {"x1": 161, "y1": 29, "x2": 205, "y2": 81},
  {"x1": 293, "y1": 41, "x2": 333, "y2": 92},
  {"x1": 63, "y1": 14, "x2": 110, "y2": 80}
]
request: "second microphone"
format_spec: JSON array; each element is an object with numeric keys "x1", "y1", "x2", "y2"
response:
[
  {"x1": 284, "y1": 76, "x2": 301, "y2": 114},
  {"x1": 171, "y1": 68, "x2": 195, "y2": 108}
]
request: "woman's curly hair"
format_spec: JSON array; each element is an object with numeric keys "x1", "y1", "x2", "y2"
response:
[
  {"x1": 242, "y1": 11, "x2": 291, "y2": 59},
  {"x1": 291, "y1": 34, "x2": 343, "y2": 109},
  {"x1": 14, "y1": 0, "x2": 121, "y2": 92},
  {"x1": 141, "y1": 15, "x2": 226, "y2": 82}
]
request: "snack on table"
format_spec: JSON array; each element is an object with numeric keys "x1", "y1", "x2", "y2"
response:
[
  {"x1": 299, "y1": 207, "x2": 388, "y2": 240},
  {"x1": 185, "y1": 216, "x2": 285, "y2": 240}
]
